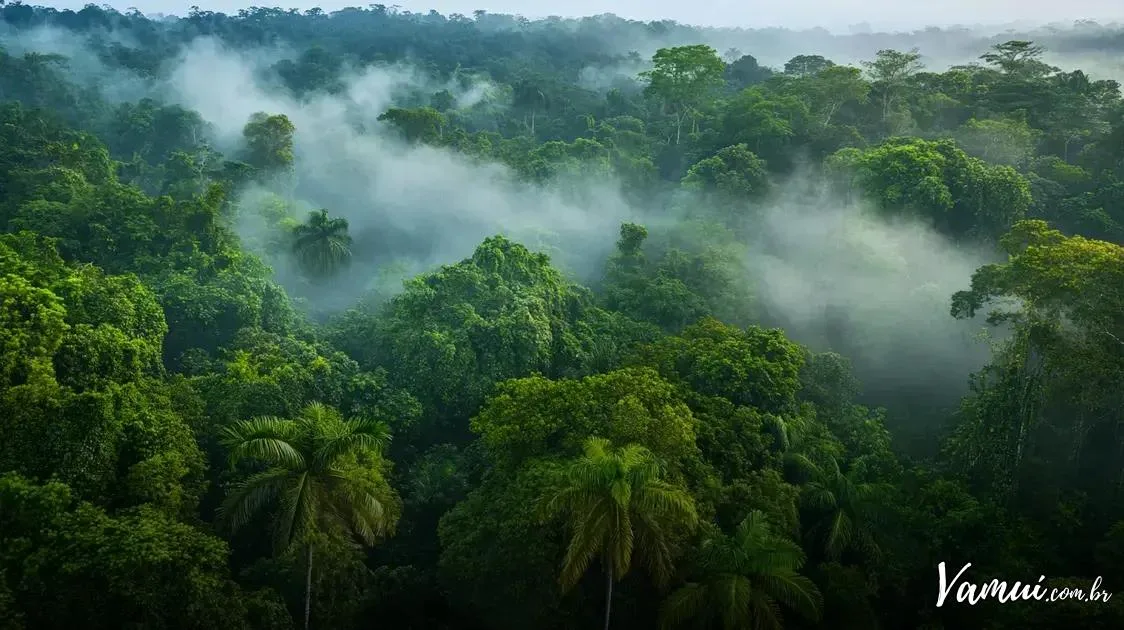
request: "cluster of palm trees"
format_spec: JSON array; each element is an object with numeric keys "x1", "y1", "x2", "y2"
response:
[
  {"x1": 538, "y1": 438, "x2": 825, "y2": 630},
  {"x1": 218, "y1": 404, "x2": 880, "y2": 630}
]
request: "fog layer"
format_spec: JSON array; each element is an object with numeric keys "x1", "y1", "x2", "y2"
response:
[{"x1": 7, "y1": 19, "x2": 1003, "y2": 440}]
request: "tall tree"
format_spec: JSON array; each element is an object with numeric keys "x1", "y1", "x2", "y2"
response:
[
  {"x1": 242, "y1": 112, "x2": 296, "y2": 173},
  {"x1": 659, "y1": 510, "x2": 823, "y2": 630},
  {"x1": 725, "y1": 54, "x2": 773, "y2": 90},
  {"x1": 980, "y1": 40, "x2": 1058, "y2": 79},
  {"x1": 377, "y1": 106, "x2": 448, "y2": 144},
  {"x1": 641, "y1": 45, "x2": 726, "y2": 144},
  {"x1": 539, "y1": 437, "x2": 699, "y2": 630},
  {"x1": 783, "y1": 55, "x2": 836, "y2": 78},
  {"x1": 862, "y1": 49, "x2": 924, "y2": 124},
  {"x1": 217, "y1": 402, "x2": 399, "y2": 630},
  {"x1": 292, "y1": 208, "x2": 353, "y2": 278},
  {"x1": 790, "y1": 454, "x2": 885, "y2": 561}
]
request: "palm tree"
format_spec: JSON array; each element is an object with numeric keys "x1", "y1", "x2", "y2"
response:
[
  {"x1": 659, "y1": 511, "x2": 823, "y2": 630},
  {"x1": 539, "y1": 437, "x2": 699, "y2": 630},
  {"x1": 217, "y1": 402, "x2": 396, "y2": 630},
  {"x1": 292, "y1": 209, "x2": 353, "y2": 277},
  {"x1": 790, "y1": 454, "x2": 885, "y2": 560}
]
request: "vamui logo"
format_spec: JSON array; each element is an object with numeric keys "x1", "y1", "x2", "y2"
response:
[{"x1": 936, "y1": 562, "x2": 1114, "y2": 607}]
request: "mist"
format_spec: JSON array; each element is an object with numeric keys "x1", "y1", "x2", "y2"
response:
[
  {"x1": 42, "y1": 1, "x2": 1122, "y2": 33},
  {"x1": 0, "y1": 22, "x2": 156, "y2": 103},
  {"x1": 163, "y1": 37, "x2": 637, "y2": 310},
  {"x1": 567, "y1": 16, "x2": 1124, "y2": 82},
  {"x1": 157, "y1": 35, "x2": 996, "y2": 421},
  {"x1": 742, "y1": 185, "x2": 996, "y2": 446},
  {"x1": 6, "y1": 16, "x2": 1005, "y2": 443}
]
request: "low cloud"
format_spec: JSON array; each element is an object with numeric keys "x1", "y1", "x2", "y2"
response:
[{"x1": 164, "y1": 37, "x2": 636, "y2": 310}]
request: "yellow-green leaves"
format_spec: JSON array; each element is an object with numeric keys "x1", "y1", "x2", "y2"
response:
[
  {"x1": 242, "y1": 111, "x2": 296, "y2": 173},
  {"x1": 642, "y1": 45, "x2": 726, "y2": 144},
  {"x1": 682, "y1": 144, "x2": 769, "y2": 199},
  {"x1": 630, "y1": 317, "x2": 806, "y2": 415},
  {"x1": 471, "y1": 367, "x2": 697, "y2": 471},
  {"x1": 0, "y1": 273, "x2": 67, "y2": 388},
  {"x1": 952, "y1": 219, "x2": 1124, "y2": 328},
  {"x1": 833, "y1": 137, "x2": 1031, "y2": 239}
]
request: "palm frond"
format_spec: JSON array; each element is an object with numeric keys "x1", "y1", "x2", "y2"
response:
[
  {"x1": 823, "y1": 509, "x2": 855, "y2": 559},
  {"x1": 299, "y1": 401, "x2": 337, "y2": 426},
  {"x1": 801, "y1": 484, "x2": 838, "y2": 511},
  {"x1": 607, "y1": 504, "x2": 635, "y2": 579},
  {"x1": 609, "y1": 477, "x2": 634, "y2": 508},
  {"x1": 215, "y1": 467, "x2": 293, "y2": 534},
  {"x1": 720, "y1": 575, "x2": 754, "y2": 630},
  {"x1": 220, "y1": 416, "x2": 304, "y2": 469},
  {"x1": 756, "y1": 573, "x2": 823, "y2": 621},
  {"x1": 699, "y1": 534, "x2": 740, "y2": 576},
  {"x1": 634, "y1": 513, "x2": 677, "y2": 589},
  {"x1": 752, "y1": 538, "x2": 806, "y2": 575},
  {"x1": 326, "y1": 469, "x2": 393, "y2": 545},
  {"x1": 548, "y1": 437, "x2": 697, "y2": 597},
  {"x1": 745, "y1": 589, "x2": 784, "y2": 630},
  {"x1": 783, "y1": 452, "x2": 822, "y2": 480},
  {"x1": 634, "y1": 482, "x2": 699, "y2": 524},
  {"x1": 272, "y1": 471, "x2": 315, "y2": 553},
  {"x1": 582, "y1": 436, "x2": 613, "y2": 460},
  {"x1": 659, "y1": 582, "x2": 711, "y2": 630},
  {"x1": 560, "y1": 503, "x2": 607, "y2": 590},
  {"x1": 313, "y1": 417, "x2": 391, "y2": 470},
  {"x1": 293, "y1": 210, "x2": 354, "y2": 276}
]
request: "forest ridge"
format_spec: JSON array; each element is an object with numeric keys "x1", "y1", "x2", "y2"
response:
[{"x1": 1, "y1": 3, "x2": 1124, "y2": 630}]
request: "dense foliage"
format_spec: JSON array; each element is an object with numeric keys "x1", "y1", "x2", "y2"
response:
[{"x1": 2, "y1": 3, "x2": 1124, "y2": 630}]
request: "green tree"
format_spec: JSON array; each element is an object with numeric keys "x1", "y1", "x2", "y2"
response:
[
  {"x1": 783, "y1": 55, "x2": 835, "y2": 78},
  {"x1": 681, "y1": 144, "x2": 770, "y2": 200},
  {"x1": 659, "y1": 511, "x2": 822, "y2": 630},
  {"x1": 0, "y1": 473, "x2": 280, "y2": 630},
  {"x1": 641, "y1": 45, "x2": 727, "y2": 144},
  {"x1": 948, "y1": 221, "x2": 1124, "y2": 512},
  {"x1": 539, "y1": 437, "x2": 699, "y2": 630},
  {"x1": 835, "y1": 137, "x2": 1032, "y2": 239},
  {"x1": 716, "y1": 88, "x2": 809, "y2": 170},
  {"x1": 862, "y1": 49, "x2": 924, "y2": 125},
  {"x1": 470, "y1": 367, "x2": 699, "y2": 472},
  {"x1": 243, "y1": 112, "x2": 296, "y2": 173},
  {"x1": 359, "y1": 235, "x2": 618, "y2": 429},
  {"x1": 218, "y1": 402, "x2": 400, "y2": 630},
  {"x1": 725, "y1": 54, "x2": 773, "y2": 90},
  {"x1": 292, "y1": 209, "x2": 353, "y2": 278},
  {"x1": 790, "y1": 455, "x2": 885, "y2": 561},
  {"x1": 804, "y1": 65, "x2": 870, "y2": 128},
  {"x1": 954, "y1": 117, "x2": 1040, "y2": 167},
  {"x1": 980, "y1": 40, "x2": 1057, "y2": 79},
  {"x1": 629, "y1": 317, "x2": 806, "y2": 415},
  {"x1": 377, "y1": 106, "x2": 447, "y2": 144}
]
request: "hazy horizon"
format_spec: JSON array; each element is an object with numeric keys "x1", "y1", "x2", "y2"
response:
[{"x1": 28, "y1": 0, "x2": 1124, "y2": 33}]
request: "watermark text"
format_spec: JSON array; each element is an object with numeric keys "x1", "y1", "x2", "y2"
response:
[{"x1": 936, "y1": 562, "x2": 1113, "y2": 607}]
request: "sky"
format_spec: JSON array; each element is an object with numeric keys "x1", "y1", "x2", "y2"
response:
[{"x1": 39, "y1": 0, "x2": 1124, "y2": 31}]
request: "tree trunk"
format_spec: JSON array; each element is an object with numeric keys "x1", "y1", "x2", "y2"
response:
[
  {"x1": 824, "y1": 101, "x2": 839, "y2": 127},
  {"x1": 305, "y1": 543, "x2": 314, "y2": 630},
  {"x1": 603, "y1": 564, "x2": 614, "y2": 630}
]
